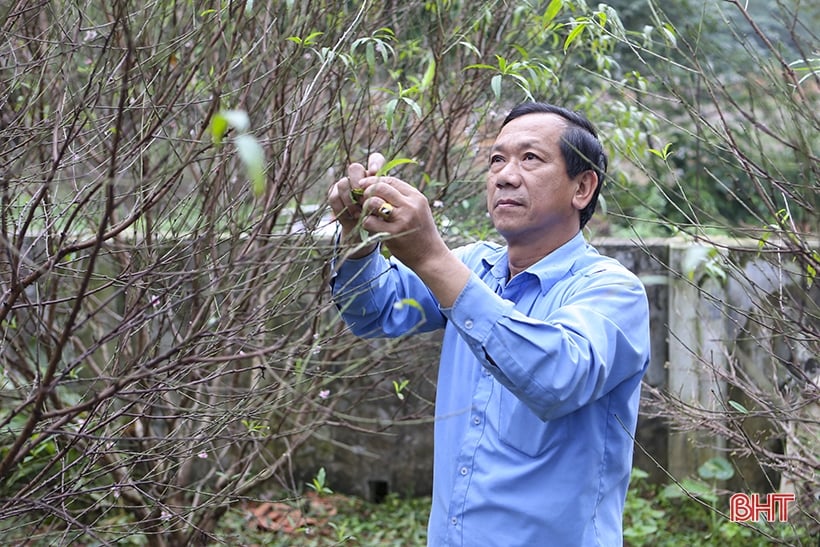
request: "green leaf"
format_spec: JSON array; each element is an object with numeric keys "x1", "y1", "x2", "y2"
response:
[
  {"x1": 682, "y1": 245, "x2": 712, "y2": 281},
  {"x1": 376, "y1": 158, "x2": 419, "y2": 176},
  {"x1": 661, "y1": 478, "x2": 718, "y2": 503},
  {"x1": 301, "y1": 31, "x2": 324, "y2": 47},
  {"x1": 563, "y1": 20, "x2": 588, "y2": 52},
  {"x1": 393, "y1": 298, "x2": 423, "y2": 312},
  {"x1": 464, "y1": 63, "x2": 497, "y2": 71},
  {"x1": 491, "y1": 74, "x2": 502, "y2": 99},
  {"x1": 384, "y1": 98, "x2": 398, "y2": 131},
  {"x1": 307, "y1": 467, "x2": 333, "y2": 495},
  {"x1": 698, "y1": 457, "x2": 734, "y2": 481},
  {"x1": 458, "y1": 40, "x2": 481, "y2": 57},
  {"x1": 210, "y1": 113, "x2": 228, "y2": 144},
  {"x1": 210, "y1": 109, "x2": 251, "y2": 144},
  {"x1": 661, "y1": 24, "x2": 677, "y2": 48},
  {"x1": 402, "y1": 97, "x2": 422, "y2": 119},
  {"x1": 648, "y1": 142, "x2": 673, "y2": 160},
  {"x1": 366, "y1": 42, "x2": 376, "y2": 73},
  {"x1": 543, "y1": 0, "x2": 563, "y2": 27},
  {"x1": 728, "y1": 400, "x2": 748, "y2": 414},
  {"x1": 757, "y1": 231, "x2": 771, "y2": 250},
  {"x1": 631, "y1": 468, "x2": 650, "y2": 481},
  {"x1": 234, "y1": 134, "x2": 266, "y2": 196},
  {"x1": 420, "y1": 56, "x2": 436, "y2": 91},
  {"x1": 392, "y1": 379, "x2": 410, "y2": 400}
]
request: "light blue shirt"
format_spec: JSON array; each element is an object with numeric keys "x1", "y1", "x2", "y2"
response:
[{"x1": 331, "y1": 232, "x2": 651, "y2": 546}]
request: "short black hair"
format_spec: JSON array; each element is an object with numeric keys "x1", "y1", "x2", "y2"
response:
[{"x1": 502, "y1": 102, "x2": 607, "y2": 229}]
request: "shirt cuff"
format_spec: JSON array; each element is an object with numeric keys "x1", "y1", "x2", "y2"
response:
[{"x1": 330, "y1": 244, "x2": 385, "y2": 289}]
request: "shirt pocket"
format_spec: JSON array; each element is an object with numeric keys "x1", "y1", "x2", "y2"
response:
[{"x1": 498, "y1": 389, "x2": 568, "y2": 458}]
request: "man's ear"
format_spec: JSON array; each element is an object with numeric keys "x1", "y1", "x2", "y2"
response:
[{"x1": 572, "y1": 170, "x2": 599, "y2": 211}]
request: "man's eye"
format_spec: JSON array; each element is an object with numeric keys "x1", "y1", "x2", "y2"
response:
[
  {"x1": 523, "y1": 152, "x2": 538, "y2": 161},
  {"x1": 489, "y1": 155, "x2": 504, "y2": 164}
]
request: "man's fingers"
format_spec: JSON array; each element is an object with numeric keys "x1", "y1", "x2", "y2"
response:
[
  {"x1": 363, "y1": 179, "x2": 407, "y2": 206},
  {"x1": 367, "y1": 152, "x2": 386, "y2": 175},
  {"x1": 362, "y1": 197, "x2": 396, "y2": 223},
  {"x1": 347, "y1": 162, "x2": 366, "y2": 182},
  {"x1": 363, "y1": 176, "x2": 419, "y2": 198},
  {"x1": 374, "y1": 202, "x2": 394, "y2": 221},
  {"x1": 328, "y1": 176, "x2": 363, "y2": 220},
  {"x1": 347, "y1": 163, "x2": 368, "y2": 203}
]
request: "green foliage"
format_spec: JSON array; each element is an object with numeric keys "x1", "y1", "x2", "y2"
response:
[
  {"x1": 698, "y1": 457, "x2": 734, "y2": 482},
  {"x1": 307, "y1": 467, "x2": 334, "y2": 497},
  {"x1": 624, "y1": 466, "x2": 813, "y2": 547},
  {"x1": 681, "y1": 244, "x2": 727, "y2": 286},
  {"x1": 324, "y1": 494, "x2": 430, "y2": 546},
  {"x1": 392, "y1": 379, "x2": 410, "y2": 400},
  {"x1": 623, "y1": 469, "x2": 666, "y2": 544}
]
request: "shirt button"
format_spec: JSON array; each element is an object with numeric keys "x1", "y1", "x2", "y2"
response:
[
  {"x1": 451, "y1": 517, "x2": 458, "y2": 526},
  {"x1": 464, "y1": 319, "x2": 473, "y2": 329},
  {"x1": 460, "y1": 466, "x2": 468, "y2": 476},
  {"x1": 473, "y1": 416, "x2": 481, "y2": 425}
]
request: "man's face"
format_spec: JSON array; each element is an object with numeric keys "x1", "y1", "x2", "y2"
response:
[{"x1": 486, "y1": 112, "x2": 584, "y2": 248}]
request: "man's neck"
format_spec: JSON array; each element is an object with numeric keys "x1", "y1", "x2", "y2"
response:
[{"x1": 506, "y1": 230, "x2": 580, "y2": 278}]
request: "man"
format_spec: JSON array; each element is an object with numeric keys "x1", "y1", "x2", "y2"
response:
[{"x1": 328, "y1": 102, "x2": 650, "y2": 546}]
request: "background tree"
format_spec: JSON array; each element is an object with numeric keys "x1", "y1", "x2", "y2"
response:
[{"x1": 600, "y1": 0, "x2": 818, "y2": 540}]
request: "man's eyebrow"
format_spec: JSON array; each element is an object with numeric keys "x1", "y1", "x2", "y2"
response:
[{"x1": 489, "y1": 140, "x2": 544, "y2": 154}]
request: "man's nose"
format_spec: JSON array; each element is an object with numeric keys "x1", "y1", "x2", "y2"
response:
[{"x1": 494, "y1": 160, "x2": 523, "y2": 187}]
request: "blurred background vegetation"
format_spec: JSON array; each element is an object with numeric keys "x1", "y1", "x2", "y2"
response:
[{"x1": 0, "y1": 0, "x2": 816, "y2": 545}]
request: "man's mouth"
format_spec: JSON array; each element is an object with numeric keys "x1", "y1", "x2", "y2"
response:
[{"x1": 495, "y1": 198, "x2": 523, "y2": 209}]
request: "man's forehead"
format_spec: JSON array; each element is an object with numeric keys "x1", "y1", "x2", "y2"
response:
[
  {"x1": 503, "y1": 112, "x2": 568, "y2": 131},
  {"x1": 491, "y1": 114, "x2": 567, "y2": 149}
]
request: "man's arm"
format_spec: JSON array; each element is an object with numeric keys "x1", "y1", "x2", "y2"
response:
[
  {"x1": 330, "y1": 245, "x2": 447, "y2": 338},
  {"x1": 442, "y1": 259, "x2": 650, "y2": 420}
]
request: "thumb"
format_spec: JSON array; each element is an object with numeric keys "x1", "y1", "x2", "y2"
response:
[{"x1": 367, "y1": 152, "x2": 386, "y2": 175}]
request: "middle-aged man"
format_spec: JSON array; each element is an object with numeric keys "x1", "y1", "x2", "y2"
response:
[{"x1": 327, "y1": 102, "x2": 651, "y2": 546}]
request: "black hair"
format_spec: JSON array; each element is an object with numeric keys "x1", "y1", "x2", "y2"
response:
[{"x1": 501, "y1": 102, "x2": 607, "y2": 229}]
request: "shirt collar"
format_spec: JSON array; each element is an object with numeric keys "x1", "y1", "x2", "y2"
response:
[{"x1": 480, "y1": 231, "x2": 587, "y2": 292}]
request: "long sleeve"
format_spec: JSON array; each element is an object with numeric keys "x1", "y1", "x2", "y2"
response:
[{"x1": 330, "y1": 246, "x2": 447, "y2": 337}]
